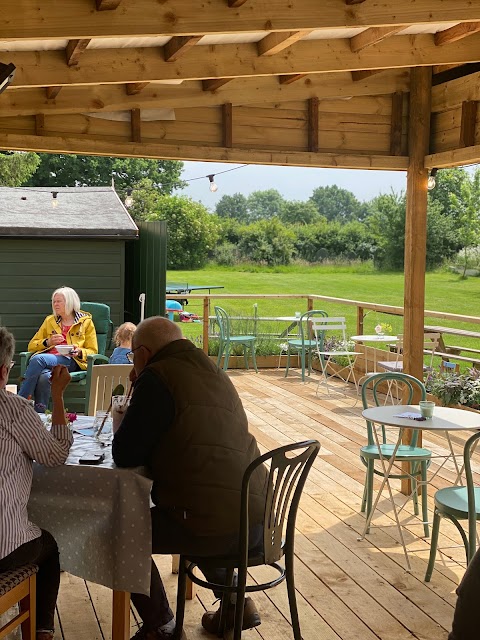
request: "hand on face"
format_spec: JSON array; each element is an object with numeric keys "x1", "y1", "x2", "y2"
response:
[{"x1": 50, "y1": 365, "x2": 71, "y2": 395}]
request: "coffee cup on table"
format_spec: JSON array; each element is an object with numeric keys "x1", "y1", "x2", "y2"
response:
[{"x1": 419, "y1": 400, "x2": 435, "y2": 419}]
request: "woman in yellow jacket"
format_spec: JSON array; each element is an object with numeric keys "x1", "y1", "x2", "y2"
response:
[{"x1": 18, "y1": 286, "x2": 98, "y2": 411}]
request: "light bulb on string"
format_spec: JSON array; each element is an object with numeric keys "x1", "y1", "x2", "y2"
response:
[
  {"x1": 124, "y1": 189, "x2": 134, "y2": 208},
  {"x1": 207, "y1": 175, "x2": 218, "y2": 193},
  {"x1": 427, "y1": 168, "x2": 438, "y2": 190},
  {"x1": 51, "y1": 191, "x2": 58, "y2": 208}
]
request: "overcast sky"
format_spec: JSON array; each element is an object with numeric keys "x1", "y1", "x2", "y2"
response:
[{"x1": 179, "y1": 161, "x2": 408, "y2": 211}]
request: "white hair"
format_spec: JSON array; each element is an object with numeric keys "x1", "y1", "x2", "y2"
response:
[{"x1": 51, "y1": 287, "x2": 81, "y2": 316}]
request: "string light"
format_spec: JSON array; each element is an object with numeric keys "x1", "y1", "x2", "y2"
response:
[
  {"x1": 51, "y1": 191, "x2": 58, "y2": 208},
  {"x1": 124, "y1": 189, "x2": 134, "y2": 208},
  {"x1": 207, "y1": 175, "x2": 218, "y2": 193},
  {"x1": 427, "y1": 168, "x2": 438, "y2": 190}
]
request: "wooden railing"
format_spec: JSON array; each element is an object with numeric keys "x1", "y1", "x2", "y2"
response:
[{"x1": 167, "y1": 293, "x2": 480, "y2": 358}]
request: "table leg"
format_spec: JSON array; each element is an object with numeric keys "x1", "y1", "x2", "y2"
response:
[
  {"x1": 112, "y1": 590, "x2": 130, "y2": 640},
  {"x1": 358, "y1": 426, "x2": 412, "y2": 571}
]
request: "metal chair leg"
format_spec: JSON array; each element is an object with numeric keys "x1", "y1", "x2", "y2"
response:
[
  {"x1": 421, "y1": 462, "x2": 429, "y2": 538},
  {"x1": 174, "y1": 557, "x2": 187, "y2": 639},
  {"x1": 251, "y1": 344, "x2": 258, "y2": 373},
  {"x1": 285, "y1": 543, "x2": 302, "y2": 640},
  {"x1": 425, "y1": 511, "x2": 441, "y2": 582}
]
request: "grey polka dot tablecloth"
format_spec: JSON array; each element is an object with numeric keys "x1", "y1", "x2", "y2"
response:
[{"x1": 27, "y1": 416, "x2": 153, "y2": 595}]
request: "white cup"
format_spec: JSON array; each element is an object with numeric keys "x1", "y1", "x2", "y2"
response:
[
  {"x1": 112, "y1": 396, "x2": 130, "y2": 434},
  {"x1": 419, "y1": 400, "x2": 435, "y2": 419},
  {"x1": 295, "y1": 311, "x2": 301, "y2": 319}
]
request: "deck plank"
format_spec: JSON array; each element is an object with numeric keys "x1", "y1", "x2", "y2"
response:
[{"x1": 53, "y1": 370, "x2": 471, "y2": 640}]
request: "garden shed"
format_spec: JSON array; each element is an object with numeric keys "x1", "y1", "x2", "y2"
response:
[{"x1": 0, "y1": 185, "x2": 138, "y2": 378}]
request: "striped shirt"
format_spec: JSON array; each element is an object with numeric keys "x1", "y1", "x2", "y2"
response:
[{"x1": 0, "y1": 389, "x2": 73, "y2": 560}]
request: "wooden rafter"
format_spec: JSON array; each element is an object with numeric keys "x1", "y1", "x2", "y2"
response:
[
  {"x1": 390, "y1": 92, "x2": 404, "y2": 156},
  {"x1": 130, "y1": 108, "x2": 141, "y2": 143},
  {"x1": 434, "y1": 22, "x2": 480, "y2": 46},
  {"x1": 227, "y1": 0, "x2": 248, "y2": 6},
  {"x1": 278, "y1": 74, "x2": 307, "y2": 85},
  {"x1": 345, "y1": 0, "x2": 366, "y2": 4},
  {"x1": 350, "y1": 27, "x2": 405, "y2": 53},
  {"x1": 2, "y1": 2, "x2": 480, "y2": 40},
  {"x1": 258, "y1": 31, "x2": 311, "y2": 56},
  {"x1": 163, "y1": 36, "x2": 203, "y2": 62},
  {"x1": 96, "y1": 0, "x2": 122, "y2": 9},
  {"x1": 202, "y1": 78, "x2": 232, "y2": 91},
  {"x1": 9, "y1": 34, "x2": 479, "y2": 88},
  {"x1": 0, "y1": 72, "x2": 411, "y2": 117},
  {"x1": 460, "y1": 101, "x2": 478, "y2": 147},
  {"x1": 426, "y1": 145, "x2": 480, "y2": 169},
  {"x1": 307, "y1": 97, "x2": 319, "y2": 153},
  {"x1": 45, "y1": 86, "x2": 62, "y2": 100},
  {"x1": 222, "y1": 103, "x2": 233, "y2": 148},
  {"x1": 125, "y1": 82, "x2": 150, "y2": 96},
  {"x1": 65, "y1": 39, "x2": 91, "y2": 66}
]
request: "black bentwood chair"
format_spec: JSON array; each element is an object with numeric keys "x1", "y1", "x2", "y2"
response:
[{"x1": 174, "y1": 440, "x2": 320, "y2": 640}]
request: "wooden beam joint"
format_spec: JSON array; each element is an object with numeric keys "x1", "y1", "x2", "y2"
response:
[
  {"x1": 65, "y1": 39, "x2": 91, "y2": 66},
  {"x1": 96, "y1": 0, "x2": 122, "y2": 9},
  {"x1": 460, "y1": 101, "x2": 478, "y2": 147},
  {"x1": 222, "y1": 103, "x2": 233, "y2": 148},
  {"x1": 390, "y1": 92, "x2": 404, "y2": 156},
  {"x1": 307, "y1": 97, "x2": 319, "y2": 153},
  {"x1": 163, "y1": 36, "x2": 203, "y2": 63},
  {"x1": 130, "y1": 108, "x2": 141, "y2": 143}
]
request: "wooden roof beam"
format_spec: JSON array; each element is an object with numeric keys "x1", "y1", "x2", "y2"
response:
[
  {"x1": 350, "y1": 26, "x2": 406, "y2": 53},
  {"x1": 202, "y1": 78, "x2": 232, "y2": 91},
  {"x1": 258, "y1": 31, "x2": 311, "y2": 56},
  {"x1": 222, "y1": 103, "x2": 233, "y2": 148},
  {"x1": 460, "y1": 101, "x2": 478, "y2": 147},
  {"x1": 3, "y1": 2, "x2": 480, "y2": 40},
  {"x1": 45, "y1": 86, "x2": 62, "y2": 100},
  {"x1": 345, "y1": 0, "x2": 366, "y2": 4},
  {"x1": 65, "y1": 39, "x2": 91, "y2": 66},
  {"x1": 96, "y1": 0, "x2": 122, "y2": 9},
  {"x1": 227, "y1": 0, "x2": 248, "y2": 6},
  {"x1": 163, "y1": 36, "x2": 203, "y2": 62},
  {"x1": 1, "y1": 72, "x2": 411, "y2": 117},
  {"x1": 10, "y1": 33, "x2": 480, "y2": 88},
  {"x1": 130, "y1": 108, "x2": 141, "y2": 143},
  {"x1": 435, "y1": 22, "x2": 480, "y2": 46}
]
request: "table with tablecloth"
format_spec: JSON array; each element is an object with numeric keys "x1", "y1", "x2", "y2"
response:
[{"x1": 27, "y1": 416, "x2": 153, "y2": 639}]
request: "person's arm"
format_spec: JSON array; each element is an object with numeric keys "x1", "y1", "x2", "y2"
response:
[
  {"x1": 27, "y1": 317, "x2": 52, "y2": 353},
  {"x1": 72, "y1": 318, "x2": 98, "y2": 361},
  {"x1": 12, "y1": 366, "x2": 73, "y2": 466},
  {"x1": 112, "y1": 369, "x2": 175, "y2": 468}
]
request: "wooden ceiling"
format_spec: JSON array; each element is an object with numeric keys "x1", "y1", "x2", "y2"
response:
[{"x1": 1, "y1": 0, "x2": 480, "y2": 170}]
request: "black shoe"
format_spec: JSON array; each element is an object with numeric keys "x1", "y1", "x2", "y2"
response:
[
  {"x1": 201, "y1": 597, "x2": 261, "y2": 634},
  {"x1": 130, "y1": 626, "x2": 185, "y2": 640}
]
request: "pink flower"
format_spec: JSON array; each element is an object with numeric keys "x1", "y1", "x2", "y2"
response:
[
  {"x1": 374, "y1": 324, "x2": 383, "y2": 334},
  {"x1": 66, "y1": 412, "x2": 77, "y2": 424}
]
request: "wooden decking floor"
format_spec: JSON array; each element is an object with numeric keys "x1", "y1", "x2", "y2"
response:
[{"x1": 53, "y1": 369, "x2": 474, "y2": 640}]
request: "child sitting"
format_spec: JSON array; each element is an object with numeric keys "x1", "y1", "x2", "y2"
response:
[{"x1": 109, "y1": 322, "x2": 136, "y2": 364}]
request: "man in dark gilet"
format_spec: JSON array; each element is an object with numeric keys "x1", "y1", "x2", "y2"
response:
[{"x1": 112, "y1": 317, "x2": 268, "y2": 640}]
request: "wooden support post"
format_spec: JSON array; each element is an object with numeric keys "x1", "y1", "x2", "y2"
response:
[
  {"x1": 45, "y1": 86, "x2": 61, "y2": 100},
  {"x1": 203, "y1": 297, "x2": 209, "y2": 355},
  {"x1": 402, "y1": 66, "x2": 432, "y2": 492},
  {"x1": 357, "y1": 307, "x2": 364, "y2": 336},
  {"x1": 307, "y1": 297, "x2": 313, "y2": 312},
  {"x1": 131, "y1": 108, "x2": 141, "y2": 143},
  {"x1": 307, "y1": 97, "x2": 319, "y2": 153},
  {"x1": 222, "y1": 103, "x2": 233, "y2": 148},
  {"x1": 390, "y1": 92, "x2": 404, "y2": 156},
  {"x1": 35, "y1": 114, "x2": 45, "y2": 136},
  {"x1": 112, "y1": 590, "x2": 130, "y2": 640},
  {"x1": 460, "y1": 101, "x2": 478, "y2": 147}
]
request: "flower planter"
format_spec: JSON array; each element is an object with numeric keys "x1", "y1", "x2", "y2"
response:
[
  {"x1": 210, "y1": 355, "x2": 289, "y2": 369},
  {"x1": 426, "y1": 392, "x2": 480, "y2": 414}
]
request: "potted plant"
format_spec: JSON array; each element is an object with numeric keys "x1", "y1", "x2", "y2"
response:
[{"x1": 425, "y1": 368, "x2": 480, "y2": 411}]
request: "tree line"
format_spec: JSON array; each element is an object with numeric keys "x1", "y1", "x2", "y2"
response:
[{"x1": 1, "y1": 151, "x2": 479, "y2": 272}]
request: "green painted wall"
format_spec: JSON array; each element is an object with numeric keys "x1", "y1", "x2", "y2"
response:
[{"x1": 0, "y1": 238, "x2": 126, "y2": 391}]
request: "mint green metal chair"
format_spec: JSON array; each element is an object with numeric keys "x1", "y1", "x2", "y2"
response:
[
  {"x1": 425, "y1": 430, "x2": 480, "y2": 582},
  {"x1": 361, "y1": 372, "x2": 431, "y2": 537},
  {"x1": 214, "y1": 306, "x2": 258, "y2": 373},
  {"x1": 284, "y1": 310, "x2": 328, "y2": 382}
]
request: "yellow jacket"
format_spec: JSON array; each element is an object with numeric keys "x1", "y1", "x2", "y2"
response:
[{"x1": 28, "y1": 311, "x2": 98, "y2": 371}]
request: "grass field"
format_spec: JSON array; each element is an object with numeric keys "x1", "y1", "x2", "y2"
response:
[{"x1": 166, "y1": 264, "x2": 480, "y2": 366}]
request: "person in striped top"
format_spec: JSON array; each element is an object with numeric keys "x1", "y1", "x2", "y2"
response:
[{"x1": 0, "y1": 326, "x2": 73, "y2": 640}]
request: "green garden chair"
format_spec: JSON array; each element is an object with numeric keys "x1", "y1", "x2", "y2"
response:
[
  {"x1": 20, "y1": 301, "x2": 114, "y2": 413},
  {"x1": 360, "y1": 372, "x2": 432, "y2": 537},
  {"x1": 284, "y1": 310, "x2": 328, "y2": 382},
  {"x1": 425, "y1": 430, "x2": 480, "y2": 582},
  {"x1": 214, "y1": 306, "x2": 258, "y2": 373}
]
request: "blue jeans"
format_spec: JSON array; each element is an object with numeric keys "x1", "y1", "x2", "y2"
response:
[{"x1": 18, "y1": 353, "x2": 81, "y2": 410}]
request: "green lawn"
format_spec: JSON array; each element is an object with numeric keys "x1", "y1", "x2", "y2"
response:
[{"x1": 167, "y1": 264, "x2": 480, "y2": 357}]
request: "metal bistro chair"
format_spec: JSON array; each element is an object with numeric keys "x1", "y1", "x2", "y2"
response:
[
  {"x1": 312, "y1": 317, "x2": 359, "y2": 396},
  {"x1": 360, "y1": 372, "x2": 431, "y2": 538},
  {"x1": 215, "y1": 306, "x2": 258, "y2": 373},
  {"x1": 0, "y1": 564, "x2": 38, "y2": 640},
  {"x1": 174, "y1": 440, "x2": 320, "y2": 640},
  {"x1": 425, "y1": 430, "x2": 480, "y2": 582},
  {"x1": 284, "y1": 310, "x2": 328, "y2": 382}
]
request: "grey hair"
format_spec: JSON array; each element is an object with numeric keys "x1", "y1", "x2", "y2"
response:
[
  {"x1": 52, "y1": 287, "x2": 81, "y2": 316},
  {"x1": 0, "y1": 326, "x2": 15, "y2": 369}
]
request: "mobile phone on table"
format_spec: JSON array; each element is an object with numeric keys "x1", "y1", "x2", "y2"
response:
[{"x1": 78, "y1": 453, "x2": 105, "y2": 465}]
